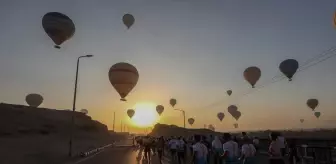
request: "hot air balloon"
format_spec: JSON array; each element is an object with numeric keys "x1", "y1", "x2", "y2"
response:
[
  {"x1": 314, "y1": 112, "x2": 321, "y2": 118},
  {"x1": 208, "y1": 124, "x2": 215, "y2": 131},
  {"x1": 307, "y1": 99, "x2": 318, "y2": 111},
  {"x1": 300, "y1": 119, "x2": 304, "y2": 123},
  {"x1": 108, "y1": 62, "x2": 139, "y2": 101},
  {"x1": 188, "y1": 118, "x2": 195, "y2": 126},
  {"x1": 122, "y1": 14, "x2": 135, "y2": 29},
  {"x1": 228, "y1": 105, "x2": 238, "y2": 115},
  {"x1": 170, "y1": 98, "x2": 177, "y2": 107},
  {"x1": 25, "y1": 94, "x2": 43, "y2": 107},
  {"x1": 279, "y1": 59, "x2": 299, "y2": 81},
  {"x1": 232, "y1": 110, "x2": 241, "y2": 121},
  {"x1": 156, "y1": 105, "x2": 164, "y2": 116},
  {"x1": 244, "y1": 66, "x2": 261, "y2": 88},
  {"x1": 233, "y1": 123, "x2": 238, "y2": 128},
  {"x1": 42, "y1": 12, "x2": 75, "y2": 49},
  {"x1": 80, "y1": 109, "x2": 88, "y2": 114},
  {"x1": 227, "y1": 90, "x2": 232, "y2": 96},
  {"x1": 217, "y1": 112, "x2": 225, "y2": 121},
  {"x1": 127, "y1": 109, "x2": 135, "y2": 118}
]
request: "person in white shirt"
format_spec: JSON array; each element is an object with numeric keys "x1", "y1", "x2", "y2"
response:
[
  {"x1": 168, "y1": 137, "x2": 179, "y2": 162},
  {"x1": 212, "y1": 136, "x2": 223, "y2": 164},
  {"x1": 269, "y1": 132, "x2": 285, "y2": 164},
  {"x1": 222, "y1": 133, "x2": 239, "y2": 164},
  {"x1": 192, "y1": 135, "x2": 208, "y2": 164},
  {"x1": 252, "y1": 137, "x2": 260, "y2": 152},
  {"x1": 277, "y1": 133, "x2": 287, "y2": 156},
  {"x1": 177, "y1": 137, "x2": 186, "y2": 164},
  {"x1": 240, "y1": 137, "x2": 256, "y2": 164}
]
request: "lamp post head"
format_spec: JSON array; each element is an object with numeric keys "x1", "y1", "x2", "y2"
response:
[{"x1": 86, "y1": 55, "x2": 93, "y2": 57}]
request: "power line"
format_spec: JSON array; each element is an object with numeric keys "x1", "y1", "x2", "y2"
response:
[{"x1": 195, "y1": 46, "x2": 336, "y2": 110}]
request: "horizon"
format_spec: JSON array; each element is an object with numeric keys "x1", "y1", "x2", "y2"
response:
[{"x1": 1, "y1": 0, "x2": 336, "y2": 133}]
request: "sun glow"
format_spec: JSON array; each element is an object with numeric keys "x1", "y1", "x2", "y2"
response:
[{"x1": 131, "y1": 103, "x2": 159, "y2": 127}]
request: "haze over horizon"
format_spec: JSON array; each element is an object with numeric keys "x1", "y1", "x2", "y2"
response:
[{"x1": 1, "y1": 0, "x2": 336, "y2": 132}]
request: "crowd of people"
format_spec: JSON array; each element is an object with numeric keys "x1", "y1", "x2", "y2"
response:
[{"x1": 134, "y1": 131, "x2": 298, "y2": 164}]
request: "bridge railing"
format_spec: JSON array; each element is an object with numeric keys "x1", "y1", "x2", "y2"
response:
[{"x1": 296, "y1": 144, "x2": 336, "y2": 164}]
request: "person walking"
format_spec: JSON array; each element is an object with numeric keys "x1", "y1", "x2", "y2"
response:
[
  {"x1": 239, "y1": 137, "x2": 256, "y2": 164},
  {"x1": 191, "y1": 135, "x2": 208, "y2": 164},
  {"x1": 157, "y1": 136, "x2": 165, "y2": 164},
  {"x1": 269, "y1": 132, "x2": 285, "y2": 164},
  {"x1": 177, "y1": 137, "x2": 186, "y2": 164},
  {"x1": 221, "y1": 133, "x2": 239, "y2": 164},
  {"x1": 212, "y1": 136, "x2": 223, "y2": 164}
]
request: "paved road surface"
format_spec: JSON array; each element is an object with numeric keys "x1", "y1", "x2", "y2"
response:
[{"x1": 76, "y1": 146, "x2": 170, "y2": 164}]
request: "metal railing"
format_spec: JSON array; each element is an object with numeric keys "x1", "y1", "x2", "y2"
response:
[{"x1": 296, "y1": 144, "x2": 336, "y2": 164}]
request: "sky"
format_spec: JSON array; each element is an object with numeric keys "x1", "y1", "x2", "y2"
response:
[{"x1": 1, "y1": 0, "x2": 336, "y2": 132}]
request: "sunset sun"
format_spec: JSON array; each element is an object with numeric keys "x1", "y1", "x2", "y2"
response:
[{"x1": 131, "y1": 103, "x2": 159, "y2": 127}]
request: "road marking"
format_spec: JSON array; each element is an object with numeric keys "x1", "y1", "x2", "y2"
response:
[{"x1": 70, "y1": 147, "x2": 111, "y2": 164}]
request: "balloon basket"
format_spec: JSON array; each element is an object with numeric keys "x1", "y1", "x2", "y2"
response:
[
  {"x1": 120, "y1": 98, "x2": 127, "y2": 101},
  {"x1": 54, "y1": 45, "x2": 61, "y2": 49}
]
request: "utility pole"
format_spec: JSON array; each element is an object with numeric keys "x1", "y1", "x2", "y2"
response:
[
  {"x1": 113, "y1": 112, "x2": 115, "y2": 132},
  {"x1": 120, "y1": 120, "x2": 122, "y2": 132}
]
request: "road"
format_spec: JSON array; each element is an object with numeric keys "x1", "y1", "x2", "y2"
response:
[
  {"x1": 76, "y1": 146, "x2": 170, "y2": 164},
  {"x1": 75, "y1": 139, "x2": 170, "y2": 164}
]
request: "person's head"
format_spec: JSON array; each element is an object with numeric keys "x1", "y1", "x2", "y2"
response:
[
  {"x1": 223, "y1": 133, "x2": 232, "y2": 141},
  {"x1": 269, "y1": 132, "x2": 278, "y2": 141},
  {"x1": 194, "y1": 135, "x2": 201, "y2": 142},
  {"x1": 242, "y1": 132, "x2": 247, "y2": 136},
  {"x1": 214, "y1": 136, "x2": 220, "y2": 141},
  {"x1": 242, "y1": 136, "x2": 251, "y2": 144}
]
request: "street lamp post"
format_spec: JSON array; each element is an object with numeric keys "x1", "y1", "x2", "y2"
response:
[
  {"x1": 174, "y1": 109, "x2": 186, "y2": 128},
  {"x1": 68, "y1": 54, "x2": 93, "y2": 157}
]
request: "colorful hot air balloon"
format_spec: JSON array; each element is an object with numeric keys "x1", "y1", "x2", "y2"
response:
[
  {"x1": 227, "y1": 90, "x2": 232, "y2": 96},
  {"x1": 42, "y1": 12, "x2": 75, "y2": 49},
  {"x1": 314, "y1": 112, "x2": 321, "y2": 118},
  {"x1": 228, "y1": 105, "x2": 238, "y2": 115},
  {"x1": 122, "y1": 14, "x2": 135, "y2": 29},
  {"x1": 300, "y1": 119, "x2": 304, "y2": 123},
  {"x1": 188, "y1": 118, "x2": 195, "y2": 126},
  {"x1": 244, "y1": 66, "x2": 261, "y2": 88},
  {"x1": 307, "y1": 99, "x2": 318, "y2": 111},
  {"x1": 108, "y1": 62, "x2": 139, "y2": 101},
  {"x1": 25, "y1": 94, "x2": 43, "y2": 107},
  {"x1": 232, "y1": 110, "x2": 241, "y2": 121},
  {"x1": 156, "y1": 105, "x2": 164, "y2": 116},
  {"x1": 80, "y1": 109, "x2": 88, "y2": 114},
  {"x1": 127, "y1": 109, "x2": 135, "y2": 118},
  {"x1": 233, "y1": 123, "x2": 238, "y2": 128},
  {"x1": 217, "y1": 112, "x2": 225, "y2": 121},
  {"x1": 279, "y1": 59, "x2": 299, "y2": 81},
  {"x1": 170, "y1": 98, "x2": 177, "y2": 107}
]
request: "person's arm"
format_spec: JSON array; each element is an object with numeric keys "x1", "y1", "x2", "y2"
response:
[
  {"x1": 239, "y1": 145, "x2": 246, "y2": 160},
  {"x1": 190, "y1": 146, "x2": 197, "y2": 164},
  {"x1": 268, "y1": 142, "x2": 275, "y2": 156},
  {"x1": 221, "y1": 143, "x2": 229, "y2": 157}
]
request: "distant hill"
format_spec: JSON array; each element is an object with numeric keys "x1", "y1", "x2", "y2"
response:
[
  {"x1": 150, "y1": 124, "x2": 226, "y2": 137},
  {"x1": 150, "y1": 123, "x2": 336, "y2": 141},
  {"x1": 0, "y1": 103, "x2": 113, "y2": 164},
  {"x1": 0, "y1": 103, "x2": 108, "y2": 136}
]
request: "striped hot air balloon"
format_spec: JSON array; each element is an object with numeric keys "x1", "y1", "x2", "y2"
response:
[
  {"x1": 42, "y1": 12, "x2": 75, "y2": 49},
  {"x1": 108, "y1": 62, "x2": 139, "y2": 101}
]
